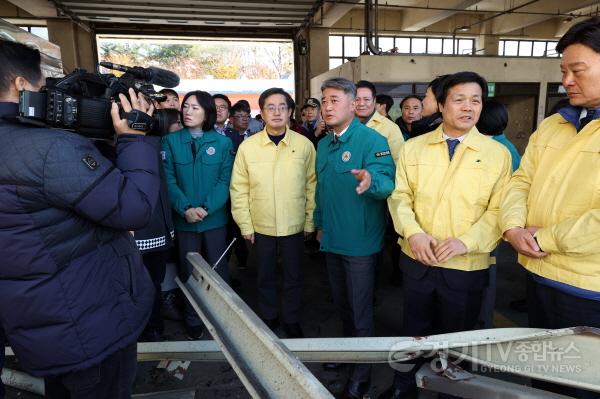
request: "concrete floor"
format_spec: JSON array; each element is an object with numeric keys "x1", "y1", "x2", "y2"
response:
[{"x1": 4, "y1": 238, "x2": 531, "y2": 398}]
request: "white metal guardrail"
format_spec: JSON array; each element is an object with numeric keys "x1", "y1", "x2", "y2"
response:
[{"x1": 4, "y1": 252, "x2": 600, "y2": 398}]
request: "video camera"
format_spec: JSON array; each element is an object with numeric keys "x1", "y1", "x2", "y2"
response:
[{"x1": 17, "y1": 62, "x2": 180, "y2": 139}]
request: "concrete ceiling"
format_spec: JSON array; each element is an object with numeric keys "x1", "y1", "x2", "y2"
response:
[
  {"x1": 3, "y1": 0, "x2": 600, "y2": 38},
  {"x1": 322, "y1": 0, "x2": 600, "y2": 38},
  {"x1": 6, "y1": 0, "x2": 322, "y2": 29}
]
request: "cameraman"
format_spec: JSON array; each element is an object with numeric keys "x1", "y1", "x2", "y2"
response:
[{"x1": 0, "y1": 40, "x2": 159, "y2": 398}]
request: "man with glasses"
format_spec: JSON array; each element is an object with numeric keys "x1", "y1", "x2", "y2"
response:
[
  {"x1": 230, "y1": 88, "x2": 316, "y2": 338},
  {"x1": 225, "y1": 102, "x2": 253, "y2": 154},
  {"x1": 213, "y1": 94, "x2": 231, "y2": 135}
]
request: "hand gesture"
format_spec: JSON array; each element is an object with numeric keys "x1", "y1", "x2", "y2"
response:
[
  {"x1": 433, "y1": 238, "x2": 468, "y2": 263},
  {"x1": 408, "y1": 233, "x2": 438, "y2": 266},
  {"x1": 504, "y1": 227, "x2": 547, "y2": 258},
  {"x1": 351, "y1": 169, "x2": 371, "y2": 194}
]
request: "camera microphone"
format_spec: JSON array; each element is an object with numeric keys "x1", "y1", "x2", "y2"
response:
[{"x1": 99, "y1": 62, "x2": 180, "y2": 88}]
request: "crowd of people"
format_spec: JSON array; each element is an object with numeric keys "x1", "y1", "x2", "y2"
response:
[{"x1": 0, "y1": 16, "x2": 599, "y2": 399}]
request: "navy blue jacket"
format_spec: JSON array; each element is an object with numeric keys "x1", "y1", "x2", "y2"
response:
[{"x1": 0, "y1": 102, "x2": 158, "y2": 376}]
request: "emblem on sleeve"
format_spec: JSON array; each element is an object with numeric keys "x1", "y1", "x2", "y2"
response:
[
  {"x1": 375, "y1": 150, "x2": 391, "y2": 158},
  {"x1": 341, "y1": 151, "x2": 351, "y2": 162},
  {"x1": 82, "y1": 155, "x2": 99, "y2": 170},
  {"x1": 206, "y1": 146, "x2": 216, "y2": 155}
]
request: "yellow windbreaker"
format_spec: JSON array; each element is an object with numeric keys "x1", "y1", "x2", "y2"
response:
[
  {"x1": 367, "y1": 111, "x2": 405, "y2": 164},
  {"x1": 389, "y1": 125, "x2": 512, "y2": 271},
  {"x1": 230, "y1": 128, "x2": 316, "y2": 237},
  {"x1": 500, "y1": 113, "x2": 600, "y2": 291}
]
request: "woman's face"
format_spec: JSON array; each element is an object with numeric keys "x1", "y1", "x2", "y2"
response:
[
  {"x1": 182, "y1": 95, "x2": 205, "y2": 129},
  {"x1": 422, "y1": 87, "x2": 439, "y2": 117}
]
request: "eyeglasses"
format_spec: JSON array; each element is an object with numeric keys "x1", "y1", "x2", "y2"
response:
[
  {"x1": 233, "y1": 114, "x2": 250, "y2": 119},
  {"x1": 216, "y1": 105, "x2": 228, "y2": 111},
  {"x1": 263, "y1": 105, "x2": 288, "y2": 114}
]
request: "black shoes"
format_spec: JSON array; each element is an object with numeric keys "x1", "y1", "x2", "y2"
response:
[
  {"x1": 339, "y1": 379, "x2": 371, "y2": 399},
  {"x1": 139, "y1": 328, "x2": 164, "y2": 342},
  {"x1": 282, "y1": 322, "x2": 304, "y2": 338},
  {"x1": 161, "y1": 290, "x2": 183, "y2": 321},
  {"x1": 377, "y1": 385, "x2": 417, "y2": 399},
  {"x1": 185, "y1": 325, "x2": 205, "y2": 340}
]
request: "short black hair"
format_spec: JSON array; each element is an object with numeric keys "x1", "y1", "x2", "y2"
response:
[
  {"x1": 428, "y1": 74, "x2": 451, "y2": 102},
  {"x1": 556, "y1": 17, "x2": 600, "y2": 54},
  {"x1": 180, "y1": 90, "x2": 216, "y2": 131},
  {"x1": 355, "y1": 80, "x2": 377, "y2": 98},
  {"x1": 159, "y1": 88, "x2": 178, "y2": 97},
  {"x1": 162, "y1": 108, "x2": 181, "y2": 126},
  {"x1": 230, "y1": 102, "x2": 249, "y2": 116},
  {"x1": 400, "y1": 95, "x2": 422, "y2": 109},
  {"x1": 437, "y1": 71, "x2": 488, "y2": 105},
  {"x1": 258, "y1": 87, "x2": 294, "y2": 110},
  {"x1": 212, "y1": 93, "x2": 231, "y2": 110},
  {"x1": 233, "y1": 100, "x2": 251, "y2": 114},
  {"x1": 0, "y1": 39, "x2": 42, "y2": 94},
  {"x1": 476, "y1": 99, "x2": 508, "y2": 136},
  {"x1": 376, "y1": 94, "x2": 394, "y2": 113}
]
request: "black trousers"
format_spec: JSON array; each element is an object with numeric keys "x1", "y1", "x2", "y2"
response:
[
  {"x1": 527, "y1": 273, "x2": 600, "y2": 399},
  {"x1": 227, "y1": 219, "x2": 248, "y2": 268},
  {"x1": 177, "y1": 227, "x2": 230, "y2": 328},
  {"x1": 393, "y1": 253, "x2": 486, "y2": 393},
  {"x1": 326, "y1": 252, "x2": 376, "y2": 384},
  {"x1": 254, "y1": 232, "x2": 304, "y2": 323},
  {"x1": 44, "y1": 342, "x2": 137, "y2": 399},
  {"x1": 0, "y1": 325, "x2": 4, "y2": 399},
  {"x1": 141, "y1": 250, "x2": 168, "y2": 334}
]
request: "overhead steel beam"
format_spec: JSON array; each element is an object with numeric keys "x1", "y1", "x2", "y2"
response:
[
  {"x1": 400, "y1": 0, "x2": 483, "y2": 31},
  {"x1": 176, "y1": 253, "x2": 333, "y2": 399},
  {"x1": 61, "y1": 2, "x2": 313, "y2": 13},
  {"x1": 74, "y1": 10, "x2": 305, "y2": 21},
  {"x1": 491, "y1": 0, "x2": 597, "y2": 34}
]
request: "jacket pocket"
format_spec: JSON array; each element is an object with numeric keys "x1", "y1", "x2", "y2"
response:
[{"x1": 334, "y1": 159, "x2": 361, "y2": 174}]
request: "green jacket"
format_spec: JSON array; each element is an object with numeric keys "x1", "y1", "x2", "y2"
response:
[
  {"x1": 162, "y1": 128, "x2": 234, "y2": 232},
  {"x1": 314, "y1": 118, "x2": 395, "y2": 256}
]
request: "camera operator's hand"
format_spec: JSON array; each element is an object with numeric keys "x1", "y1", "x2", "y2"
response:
[{"x1": 111, "y1": 88, "x2": 155, "y2": 135}]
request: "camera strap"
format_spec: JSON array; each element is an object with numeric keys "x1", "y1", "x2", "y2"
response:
[{"x1": 126, "y1": 109, "x2": 154, "y2": 132}]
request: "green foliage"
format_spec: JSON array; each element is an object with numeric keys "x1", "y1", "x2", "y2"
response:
[{"x1": 97, "y1": 39, "x2": 293, "y2": 80}]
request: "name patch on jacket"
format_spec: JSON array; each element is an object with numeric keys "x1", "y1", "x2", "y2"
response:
[
  {"x1": 374, "y1": 150, "x2": 391, "y2": 158},
  {"x1": 82, "y1": 155, "x2": 99, "y2": 170}
]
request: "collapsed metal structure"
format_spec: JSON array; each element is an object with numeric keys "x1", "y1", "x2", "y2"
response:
[{"x1": 3, "y1": 253, "x2": 600, "y2": 398}]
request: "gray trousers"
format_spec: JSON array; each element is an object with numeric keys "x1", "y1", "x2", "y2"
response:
[
  {"x1": 254, "y1": 232, "x2": 304, "y2": 323},
  {"x1": 326, "y1": 252, "x2": 376, "y2": 383},
  {"x1": 177, "y1": 227, "x2": 230, "y2": 328}
]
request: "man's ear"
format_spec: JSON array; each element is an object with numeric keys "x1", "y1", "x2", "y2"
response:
[{"x1": 13, "y1": 76, "x2": 27, "y2": 92}]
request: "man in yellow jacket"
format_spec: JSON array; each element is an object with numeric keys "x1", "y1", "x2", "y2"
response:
[
  {"x1": 230, "y1": 88, "x2": 316, "y2": 338},
  {"x1": 385, "y1": 71, "x2": 512, "y2": 398},
  {"x1": 500, "y1": 18, "x2": 600, "y2": 399},
  {"x1": 355, "y1": 80, "x2": 405, "y2": 163}
]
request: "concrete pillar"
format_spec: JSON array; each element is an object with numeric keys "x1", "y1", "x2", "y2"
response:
[
  {"x1": 309, "y1": 27, "x2": 329, "y2": 79},
  {"x1": 478, "y1": 21, "x2": 499, "y2": 56},
  {"x1": 47, "y1": 19, "x2": 96, "y2": 73}
]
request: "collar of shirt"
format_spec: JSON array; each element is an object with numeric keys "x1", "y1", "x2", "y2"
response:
[
  {"x1": 442, "y1": 131, "x2": 468, "y2": 142},
  {"x1": 334, "y1": 124, "x2": 350, "y2": 139},
  {"x1": 558, "y1": 105, "x2": 600, "y2": 129},
  {"x1": 579, "y1": 108, "x2": 600, "y2": 120}
]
